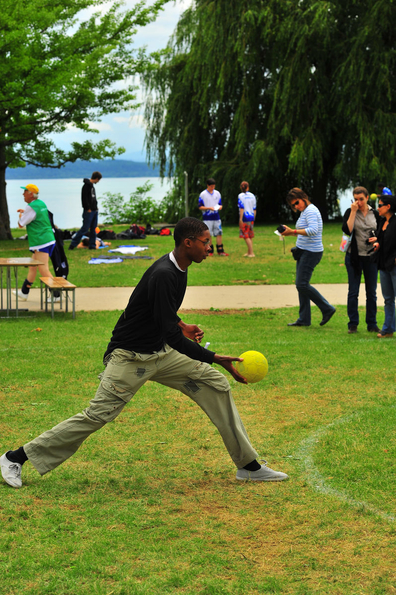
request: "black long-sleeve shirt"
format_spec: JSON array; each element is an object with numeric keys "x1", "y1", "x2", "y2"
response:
[
  {"x1": 375, "y1": 214, "x2": 396, "y2": 272},
  {"x1": 104, "y1": 254, "x2": 215, "y2": 364},
  {"x1": 81, "y1": 178, "x2": 98, "y2": 211}
]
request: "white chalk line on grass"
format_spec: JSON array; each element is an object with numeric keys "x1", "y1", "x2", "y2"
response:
[{"x1": 295, "y1": 412, "x2": 396, "y2": 523}]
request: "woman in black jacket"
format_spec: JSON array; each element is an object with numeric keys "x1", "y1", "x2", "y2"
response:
[
  {"x1": 371, "y1": 195, "x2": 396, "y2": 338},
  {"x1": 342, "y1": 187, "x2": 381, "y2": 334}
]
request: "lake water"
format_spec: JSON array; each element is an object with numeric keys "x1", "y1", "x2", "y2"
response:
[{"x1": 6, "y1": 177, "x2": 172, "y2": 229}]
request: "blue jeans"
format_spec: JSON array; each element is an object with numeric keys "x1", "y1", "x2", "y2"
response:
[
  {"x1": 70, "y1": 210, "x2": 98, "y2": 249},
  {"x1": 295, "y1": 250, "x2": 334, "y2": 325},
  {"x1": 379, "y1": 267, "x2": 396, "y2": 333},
  {"x1": 345, "y1": 252, "x2": 378, "y2": 329}
]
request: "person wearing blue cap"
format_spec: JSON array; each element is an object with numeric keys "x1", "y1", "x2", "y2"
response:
[{"x1": 371, "y1": 195, "x2": 396, "y2": 338}]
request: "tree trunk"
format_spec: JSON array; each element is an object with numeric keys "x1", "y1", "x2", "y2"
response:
[
  {"x1": 311, "y1": 174, "x2": 328, "y2": 221},
  {"x1": 0, "y1": 145, "x2": 12, "y2": 240}
]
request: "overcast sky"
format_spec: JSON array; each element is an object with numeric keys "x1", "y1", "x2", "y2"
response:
[{"x1": 52, "y1": 0, "x2": 191, "y2": 163}]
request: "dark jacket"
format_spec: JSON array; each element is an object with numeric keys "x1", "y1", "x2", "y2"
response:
[
  {"x1": 48, "y1": 211, "x2": 69, "y2": 279},
  {"x1": 342, "y1": 207, "x2": 381, "y2": 268},
  {"x1": 81, "y1": 178, "x2": 98, "y2": 211},
  {"x1": 375, "y1": 214, "x2": 396, "y2": 272}
]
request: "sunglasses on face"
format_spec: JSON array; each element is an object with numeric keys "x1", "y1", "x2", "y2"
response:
[
  {"x1": 291, "y1": 200, "x2": 301, "y2": 207},
  {"x1": 190, "y1": 237, "x2": 211, "y2": 246}
]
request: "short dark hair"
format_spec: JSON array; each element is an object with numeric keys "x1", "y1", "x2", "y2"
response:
[
  {"x1": 174, "y1": 217, "x2": 208, "y2": 247},
  {"x1": 379, "y1": 195, "x2": 396, "y2": 212},
  {"x1": 91, "y1": 171, "x2": 102, "y2": 181},
  {"x1": 207, "y1": 178, "x2": 216, "y2": 186},
  {"x1": 353, "y1": 186, "x2": 369, "y2": 197}
]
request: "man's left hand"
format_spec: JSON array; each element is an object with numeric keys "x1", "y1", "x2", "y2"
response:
[{"x1": 213, "y1": 354, "x2": 248, "y2": 384}]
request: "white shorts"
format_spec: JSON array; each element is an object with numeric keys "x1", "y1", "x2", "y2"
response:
[{"x1": 205, "y1": 220, "x2": 223, "y2": 237}]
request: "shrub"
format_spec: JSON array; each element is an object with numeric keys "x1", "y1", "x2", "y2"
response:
[{"x1": 100, "y1": 181, "x2": 167, "y2": 225}]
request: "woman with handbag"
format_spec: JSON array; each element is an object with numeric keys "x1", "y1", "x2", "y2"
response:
[
  {"x1": 281, "y1": 188, "x2": 336, "y2": 327},
  {"x1": 342, "y1": 186, "x2": 380, "y2": 334},
  {"x1": 371, "y1": 195, "x2": 396, "y2": 338}
]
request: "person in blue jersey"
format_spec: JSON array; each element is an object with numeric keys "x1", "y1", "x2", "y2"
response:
[
  {"x1": 238, "y1": 181, "x2": 256, "y2": 257},
  {"x1": 198, "y1": 178, "x2": 228, "y2": 256},
  {"x1": 1, "y1": 217, "x2": 289, "y2": 489},
  {"x1": 377, "y1": 183, "x2": 392, "y2": 198},
  {"x1": 281, "y1": 188, "x2": 336, "y2": 327}
]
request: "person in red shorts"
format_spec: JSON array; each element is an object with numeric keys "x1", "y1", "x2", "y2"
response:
[{"x1": 238, "y1": 181, "x2": 256, "y2": 257}]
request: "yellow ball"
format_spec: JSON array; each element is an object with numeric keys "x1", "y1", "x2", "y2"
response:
[
  {"x1": 235, "y1": 350, "x2": 268, "y2": 383},
  {"x1": 370, "y1": 193, "x2": 377, "y2": 200}
]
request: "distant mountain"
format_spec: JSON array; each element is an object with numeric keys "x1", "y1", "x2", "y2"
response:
[{"x1": 6, "y1": 160, "x2": 160, "y2": 179}]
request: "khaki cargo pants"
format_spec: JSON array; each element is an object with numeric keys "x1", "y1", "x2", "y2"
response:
[{"x1": 24, "y1": 345, "x2": 258, "y2": 476}]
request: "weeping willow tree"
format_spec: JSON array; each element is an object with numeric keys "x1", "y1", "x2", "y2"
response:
[
  {"x1": 266, "y1": 0, "x2": 396, "y2": 218},
  {"x1": 143, "y1": 0, "x2": 286, "y2": 223},
  {"x1": 143, "y1": 0, "x2": 396, "y2": 223}
]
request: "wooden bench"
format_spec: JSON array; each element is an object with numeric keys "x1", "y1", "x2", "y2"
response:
[{"x1": 40, "y1": 277, "x2": 77, "y2": 319}]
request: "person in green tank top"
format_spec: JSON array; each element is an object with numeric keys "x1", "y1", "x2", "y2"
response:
[{"x1": 13, "y1": 184, "x2": 57, "y2": 301}]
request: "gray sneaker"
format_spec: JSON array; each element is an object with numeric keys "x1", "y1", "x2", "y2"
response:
[
  {"x1": 0, "y1": 453, "x2": 22, "y2": 488},
  {"x1": 236, "y1": 463, "x2": 289, "y2": 482}
]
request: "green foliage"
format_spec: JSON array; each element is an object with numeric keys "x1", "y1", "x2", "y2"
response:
[
  {"x1": 100, "y1": 181, "x2": 167, "y2": 225},
  {"x1": 143, "y1": 0, "x2": 396, "y2": 224},
  {"x1": 0, "y1": 0, "x2": 169, "y2": 239},
  {"x1": 160, "y1": 179, "x2": 189, "y2": 222}
]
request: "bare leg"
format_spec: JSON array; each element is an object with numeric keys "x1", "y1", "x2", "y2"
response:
[
  {"x1": 27, "y1": 251, "x2": 53, "y2": 284},
  {"x1": 243, "y1": 238, "x2": 255, "y2": 257}
]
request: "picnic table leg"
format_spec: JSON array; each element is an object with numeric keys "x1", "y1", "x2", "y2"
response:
[
  {"x1": 6, "y1": 267, "x2": 11, "y2": 316},
  {"x1": 15, "y1": 267, "x2": 19, "y2": 318}
]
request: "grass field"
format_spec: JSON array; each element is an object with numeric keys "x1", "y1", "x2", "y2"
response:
[
  {"x1": 2, "y1": 222, "x2": 349, "y2": 287},
  {"x1": 1, "y1": 308, "x2": 395, "y2": 594}
]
